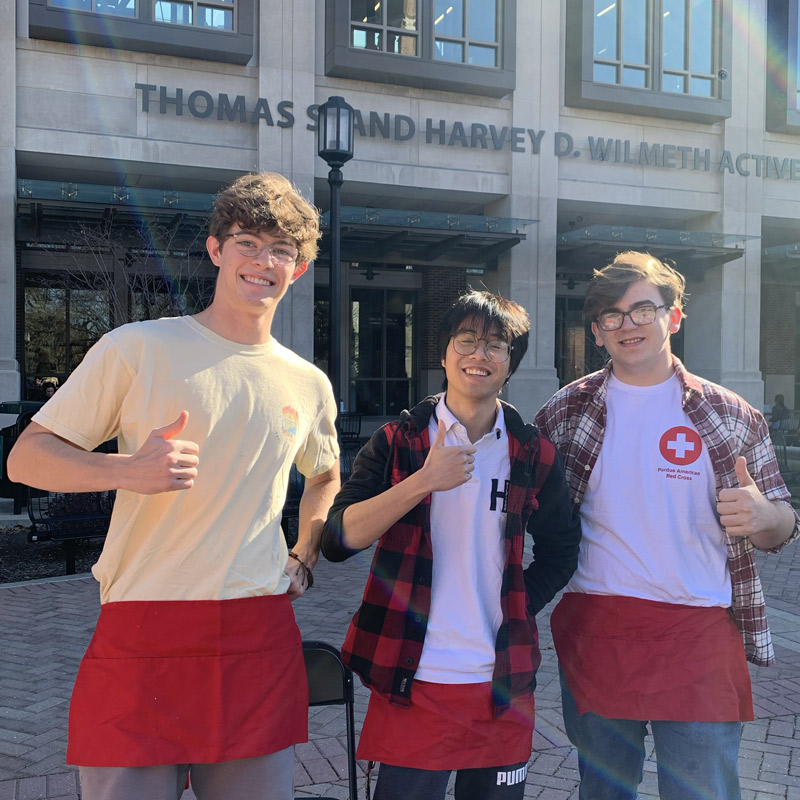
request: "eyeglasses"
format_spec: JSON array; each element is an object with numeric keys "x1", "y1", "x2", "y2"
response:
[
  {"x1": 451, "y1": 334, "x2": 512, "y2": 363},
  {"x1": 222, "y1": 233, "x2": 299, "y2": 266},
  {"x1": 596, "y1": 303, "x2": 668, "y2": 331}
]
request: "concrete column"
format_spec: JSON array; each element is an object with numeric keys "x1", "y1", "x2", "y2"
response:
[
  {"x1": 257, "y1": 0, "x2": 317, "y2": 360},
  {"x1": 489, "y1": 0, "x2": 560, "y2": 421},
  {"x1": 0, "y1": 0, "x2": 19, "y2": 402},
  {"x1": 683, "y1": 0, "x2": 765, "y2": 409}
]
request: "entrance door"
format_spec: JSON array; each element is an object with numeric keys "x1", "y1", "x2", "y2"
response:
[{"x1": 350, "y1": 288, "x2": 417, "y2": 415}]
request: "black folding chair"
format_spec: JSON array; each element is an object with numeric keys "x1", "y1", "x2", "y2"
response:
[{"x1": 299, "y1": 641, "x2": 358, "y2": 800}]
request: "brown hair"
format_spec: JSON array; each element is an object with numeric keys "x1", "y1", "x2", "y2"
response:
[
  {"x1": 584, "y1": 250, "x2": 687, "y2": 321},
  {"x1": 208, "y1": 172, "x2": 320, "y2": 264},
  {"x1": 437, "y1": 290, "x2": 530, "y2": 386}
]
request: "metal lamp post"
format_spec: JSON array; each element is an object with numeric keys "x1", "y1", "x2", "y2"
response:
[{"x1": 317, "y1": 95, "x2": 355, "y2": 412}]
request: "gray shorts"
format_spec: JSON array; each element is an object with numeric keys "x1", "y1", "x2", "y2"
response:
[{"x1": 78, "y1": 746, "x2": 294, "y2": 800}]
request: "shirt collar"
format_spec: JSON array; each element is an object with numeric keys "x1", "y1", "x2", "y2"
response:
[{"x1": 436, "y1": 394, "x2": 506, "y2": 441}]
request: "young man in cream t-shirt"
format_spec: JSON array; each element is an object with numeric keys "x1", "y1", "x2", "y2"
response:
[{"x1": 8, "y1": 173, "x2": 340, "y2": 800}]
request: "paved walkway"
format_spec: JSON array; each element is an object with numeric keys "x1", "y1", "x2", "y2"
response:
[{"x1": 0, "y1": 509, "x2": 798, "y2": 798}]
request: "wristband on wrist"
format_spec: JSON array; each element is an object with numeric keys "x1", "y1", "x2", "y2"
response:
[{"x1": 287, "y1": 550, "x2": 314, "y2": 588}]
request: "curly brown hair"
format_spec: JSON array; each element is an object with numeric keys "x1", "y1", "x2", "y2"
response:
[
  {"x1": 208, "y1": 172, "x2": 320, "y2": 264},
  {"x1": 584, "y1": 250, "x2": 687, "y2": 321}
]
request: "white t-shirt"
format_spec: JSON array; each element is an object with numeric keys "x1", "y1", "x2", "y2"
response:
[
  {"x1": 415, "y1": 396, "x2": 510, "y2": 683},
  {"x1": 567, "y1": 373, "x2": 732, "y2": 607},
  {"x1": 33, "y1": 316, "x2": 338, "y2": 605}
]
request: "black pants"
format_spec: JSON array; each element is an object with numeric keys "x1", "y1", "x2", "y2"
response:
[{"x1": 373, "y1": 761, "x2": 529, "y2": 800}]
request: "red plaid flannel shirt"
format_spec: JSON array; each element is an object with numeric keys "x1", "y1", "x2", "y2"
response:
[
  {"x1": 534, "y1": 358, "x2": 799, "y2": 666},
  {"x1": 322, "y1": 396, "x2": 581, "y2": 716}
]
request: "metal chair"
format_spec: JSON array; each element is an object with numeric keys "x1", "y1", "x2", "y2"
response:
[{"x1": 299, "y1": 641, "x2": 358, "y2": 800}]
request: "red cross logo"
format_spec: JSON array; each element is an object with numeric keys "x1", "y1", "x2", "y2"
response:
[{"x1": 659, "y1": 426, "x2": 702, "y2": 466}]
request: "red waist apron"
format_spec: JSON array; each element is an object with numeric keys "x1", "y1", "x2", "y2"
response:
[
  {"x1": 68, "y1": 594, "x2": 308, "y2": 767},
  {"x1": 357, "y1": 681, "x2": 535, "y2": 770},
  {"x1": 551, "y1": 593, "x2": 753, "y2": 723}
]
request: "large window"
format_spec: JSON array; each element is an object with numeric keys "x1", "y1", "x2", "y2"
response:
[
  {"x1": 565, "y1": 0, "x2": 732, "y2": 122},
  {"x1": 766, "y1": 0, "x2": 800, "y2": 134},
  {"x1": 327, "y1": 0, "x2": 516, "y2": 97},
  {"x1": 30, "y1": 0, "x2": 254, "y2": 64}
]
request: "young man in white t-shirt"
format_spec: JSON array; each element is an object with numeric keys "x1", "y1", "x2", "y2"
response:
[
  {"x1": 535, "y1": 251, "x2": 799, "y2": 800},
  {"x1": 322, "y1": 290, "x2": 581, "y2": 800},
  {"x1": 8, "y1": 172, "x2": 340, "y2": 800}
]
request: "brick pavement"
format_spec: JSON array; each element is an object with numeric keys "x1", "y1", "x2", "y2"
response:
[{"x1": 0, "y1": 544, "x2": 797, "y2": 798}]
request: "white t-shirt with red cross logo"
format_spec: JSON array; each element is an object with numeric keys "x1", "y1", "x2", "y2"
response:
[{"x1": 566, "y1": 373, "x2": 732, "y2": 606}]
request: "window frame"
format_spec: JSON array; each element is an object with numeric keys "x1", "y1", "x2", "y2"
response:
[
  {"x1": 152, "y1": 0, "x2": 236, "y2": 31},
  {"x1": 325, "y1": 0, "x2": 516, "y2": 98},
  {"x1": 766, "y1": 0, "x2": 800, "y2": 134},
  {"x1": 29, "y1": 0, "x2": 254, "y2": 64},
  {"x1": 565, "y1": 0, "x2": 732, "y2": 123}
]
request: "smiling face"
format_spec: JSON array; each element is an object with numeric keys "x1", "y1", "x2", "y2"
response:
[
  {"x1": 591, "y1": 279, "x2": 683, "y2": 386},
  {"x1": 441, "y1": 321, "x2": 511, "y2": 413},
  {"x1": 205, "y1": 225, "x2": 307, "y2": 321}
]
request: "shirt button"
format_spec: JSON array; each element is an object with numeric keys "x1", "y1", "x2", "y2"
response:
[
  {"x1": 413, "y1": 614, "x2": 422, "y2": 623},
  {"x1": 404, "y1": 657, "x2": 414, "y2": 666},
  {"x1": 584, "y1": 464, "x2": 591, "y2": 471}
]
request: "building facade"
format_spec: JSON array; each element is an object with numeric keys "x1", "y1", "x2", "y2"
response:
[{"x1": 2, "y1": 0, "x2": 800, "y2": 427}]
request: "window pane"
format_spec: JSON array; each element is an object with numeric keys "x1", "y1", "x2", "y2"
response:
[
  {"x1": 386, "y1": 381, "x2": 411, "y2": 415},
  {"x1": 594, "y1": 0, "x2": 617, "y2": 60},
  {"x1": 469, "y1": 0, "x2": 496, "y2": 41},
  {"x1": 622, "y1": 0, "x2": 646, "y2": 63},
  {"x1": 155, "y1": 0, "x2": 192, "y2": 23},
  {"x1": 387, "y1": 0, "x2": 416, "y2": 30},
  {"x1": 25, "y1": 287, "x2": 67, "y2": 376},
  {"x1": 351, "y1": 288, "x2": 383, "y2": 377},
  {"x1": 435, "y1": 0, "x2": 463, "y2": 37},
  {"x1": 594, "y1": 62, "x2": 618, "y2": 83},
  {"x1": 353, "y1": 381, "x2": 383, "y2": 415},
  {"x1": 663, "y1": 72, "x2": 685, "y2": 92},
  {"x1": 389, "y1": 33, "x2": 417, "y2": 55},
  {"x1": 622, "y1": 66, "x2": 647, "y2": 86},
  {"x1": 435, "y1": 39, "x2": 464, "y2": 62},
  {"x1": 70, "y1": 289, "x2": 111, "y2": 370},
  {"x1": 385, "y1": 291, "x2": 413, "y2": 379},
  {"x1": 662, "y1": 0, "x2": 686, "y2": 70},
  {"x1": 690, "y1": 0, "x2": 712, "y2": 73},
  {"x1": 198, "y1": 5, "x2": 233, "y2": 29},
  {"x1": 351, "y1": 0, "x2": 381, "y2": 24},
  {"x1": 469, "y1": 44, "x2": 496, "y2": 66},
  {"x1": 96, "y1": 0, "x2": 136, "y2": 16},
  {"x1": 49, "y1": 0, "x2": 91, "y2": 9},
  {"x1": 689, "y1": 75, "x2": 713, "y2": 96},
  {"x1": 351, "y1": 26, "x2": 382, "y2": 50}
]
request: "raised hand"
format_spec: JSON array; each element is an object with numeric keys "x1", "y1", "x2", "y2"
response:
[
  {"x1": 121, "y1": 410, "x2": 200, "y2": 494},
  {"x1": 717, "y1": 456, "x2": 777, "y2": 538},
  {"x1": 419, "y1": 419, "x2": 476, "y2": 492}
]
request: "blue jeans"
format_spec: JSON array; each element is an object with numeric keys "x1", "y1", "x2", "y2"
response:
[{"x1": 560, "y1": 670, "x2": 742, "y2": 800}]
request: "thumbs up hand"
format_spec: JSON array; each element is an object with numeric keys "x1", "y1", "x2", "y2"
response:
[
  {"x1": 717, "y1": 457, "x2": 778, "y2": 538},
  {"x1": 419, "y1": 419, "x2": 477, "y2": 493},
  {"x1": 120, "y1": 410, "x2": 200, "y2": 494}
]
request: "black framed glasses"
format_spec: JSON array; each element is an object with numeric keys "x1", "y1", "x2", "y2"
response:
[
  {"x1": 222, "y1": 233, "x2": 299, "y2": 266},
  {"x1": 451, "y1": 334, "x2": 512, "y2": 363},
  {"x1": 596, "y1": 303, "x2": 668, "y2": 332}
]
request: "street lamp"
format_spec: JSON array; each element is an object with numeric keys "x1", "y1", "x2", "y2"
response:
[{"x1": 317, "y1": 95, "x2": 355, "y2": 412}]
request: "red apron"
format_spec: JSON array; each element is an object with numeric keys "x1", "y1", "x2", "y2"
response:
[
  {"x1": 551, "y1": 593, "x2": 753, "y2": 723},
  {"x1": 357, "y1": 681, "x2": 535, "y2": 770},
  {"x1": 68, "y1": 594, "x2": 308, "y2": 766}
]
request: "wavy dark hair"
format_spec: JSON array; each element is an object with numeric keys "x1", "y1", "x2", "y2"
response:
[{"x1": 437, "y1": 290, "x2": 530, "y2": 387}]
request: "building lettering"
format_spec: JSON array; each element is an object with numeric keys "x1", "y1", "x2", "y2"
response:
[{"x1": 133, "y1": 84, "x2": 800, "y2": 180}]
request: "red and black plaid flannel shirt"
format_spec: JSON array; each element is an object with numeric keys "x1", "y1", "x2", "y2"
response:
[
  {"x1": 322, "y1": 395, "x2": 581, "y2": 717},
  {"x1": 534, "y1": 358, "x2": 800, "y2": 666}
]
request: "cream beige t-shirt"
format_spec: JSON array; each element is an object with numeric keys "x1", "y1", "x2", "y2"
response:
[{"x1": 33, "y1": 316, "x2": 338, "y2": 605}]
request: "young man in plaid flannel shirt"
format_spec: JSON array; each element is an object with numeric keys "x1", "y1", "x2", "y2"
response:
[
  {"x1": 322, "y1": 290, "x2": 581, "y2": 800},
  {"x1": 535, "y1": 251, "x2": 799, "y2": 800}
]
